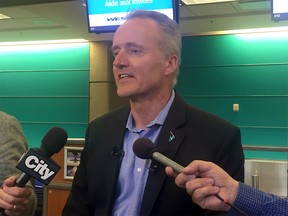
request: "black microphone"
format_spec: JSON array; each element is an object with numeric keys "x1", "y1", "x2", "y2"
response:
[
  {"x1": 15, "y1": 127, "x2": 68, "y2": 187},
  {"x1": 0, "y1": 127, "x2": 68, "y2": 216},
  {"x1": 133, "y1": 137, "x2": 184, "y2": 173},
  {"x1": 111, "y1": 146, "x2": 125, "y2": 157}
]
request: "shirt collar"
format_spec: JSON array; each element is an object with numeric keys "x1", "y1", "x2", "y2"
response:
[{"x1": 126, "y1": 90, "x2": 175, "y2": 131}]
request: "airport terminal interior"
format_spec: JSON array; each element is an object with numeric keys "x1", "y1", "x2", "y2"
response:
[{"x1": 0, "y1": 0, "x2": 287, "y2": 215}]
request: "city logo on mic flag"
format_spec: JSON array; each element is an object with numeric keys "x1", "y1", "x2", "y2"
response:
[
  {"x1": 168, "y1": 131, "x2": 175, "y2": 142},
  {"x1": 16, "y1": 148, "x2": 60, "y2": 185}
]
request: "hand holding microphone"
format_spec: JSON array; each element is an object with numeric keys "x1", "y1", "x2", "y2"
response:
[
  {"x1": 16, "y1": 126, "x2": 68, "y2": 187},
  {"x1": 133, "y1": 137, "x2": 247, "y2": 216},
  {"x1": 0, "y1": 127, "x2": 67, "y2": 216}
]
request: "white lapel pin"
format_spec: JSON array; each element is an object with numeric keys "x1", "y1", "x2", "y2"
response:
[{"x1": 168, "y1": 131, "x2": 175, "y2": 142}]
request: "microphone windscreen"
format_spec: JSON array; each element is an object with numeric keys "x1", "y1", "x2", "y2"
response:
[
  {"x1": 41, "y1": 127, "x2": 68, "y2": 156},
  {"x1": 133, "y1": 137, "x2": 155, "y2": 159}
]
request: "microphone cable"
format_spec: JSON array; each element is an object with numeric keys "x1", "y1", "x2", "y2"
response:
[{"x1": 214, "y1": 194, "x2": 248, "y2": 216}]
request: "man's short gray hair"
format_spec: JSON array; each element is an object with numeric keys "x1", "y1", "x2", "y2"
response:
[{"x1": 126, "y1": 10, "x2": 182, "y2": 87}]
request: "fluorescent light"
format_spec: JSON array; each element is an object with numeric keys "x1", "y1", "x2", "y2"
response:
[
  {"x1": 188, "y1": 26, "x2": 288, "y2": 37},
  {"x1": 236, "y1": 31, "x2": 288, "y2": 40},
  {"x1": 181, "y1": 0, "x2": 235, "y2": 5},
  {"x1": 0, "y1": 39, "x2": 88, "y2": 46},
  {"x1": 216, "y1": 26, "x2": 288, "y2": 35},
  {"x1": 0, "y1": 13, "x2": 11, "y2": 20},
  {"x1": 233, "y1": 27, "x2": 288, "y2": 40}
]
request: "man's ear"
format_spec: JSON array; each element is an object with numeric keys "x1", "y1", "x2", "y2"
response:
[{"x1": 165, "y1": 55, "x2": 178, "y2": 75}]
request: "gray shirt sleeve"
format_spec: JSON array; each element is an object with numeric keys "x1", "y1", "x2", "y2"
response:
[{"x1": 0, "y1": 111, "x2": 37, "y2": 216}]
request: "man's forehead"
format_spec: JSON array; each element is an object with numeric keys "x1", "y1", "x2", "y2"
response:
[{"x1": 112, "y1": 18, "x2": 161, "y2": 50}]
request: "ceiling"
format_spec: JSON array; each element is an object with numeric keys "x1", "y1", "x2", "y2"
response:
[{"x1": 0, "y1": 0, "x2": 287, "y2": 43}]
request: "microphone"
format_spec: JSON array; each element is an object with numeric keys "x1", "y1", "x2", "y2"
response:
[
  {"x1": 15, "y1": 127, "x2": 68, "y2": 187},
  {"x1": 133, "y1": 137, "x2": 184, "y2": 173},
  {"x1": 111, "y1": 146, "x2": 125, "y2": 157},
  {"x1": 133, "y1": 137, "x2": 248, "y2": 216},
  {"x1": 0, "y1": 127, "x2": 68, "y2": 216}
]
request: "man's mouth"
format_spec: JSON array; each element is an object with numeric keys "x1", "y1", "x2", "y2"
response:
[{"x1": 119, "y1": 74, "x2": 133, "y2": 79}]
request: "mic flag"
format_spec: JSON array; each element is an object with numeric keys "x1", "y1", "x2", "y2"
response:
[
  {"x1": 15, "y1": 126, "x2": 68, "y2": 187},
  {"x1": 0, "y1": 127, "x2": 67, "y2": 216},
  {"x1": 16, "y1": 148, "x2": 60, "y2": 185}
]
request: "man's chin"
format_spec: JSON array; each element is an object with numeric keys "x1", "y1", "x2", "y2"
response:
[{"x1": 117, "y1": 90, "x2": 130, "y2": 98}]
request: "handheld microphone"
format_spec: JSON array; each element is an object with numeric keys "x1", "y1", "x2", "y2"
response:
[
  {"x1": 133, "y1": 137, "x2": 184, "y2": 173},
  {"x1": 133, "y1": 137, "x2": 248, "y2": 216},
  {"x1": 0, "y1": 127, "x2": 68, "y2": 216},
  {"x1": 15, "y1": 127, "x2": 68, "y2": 187}
]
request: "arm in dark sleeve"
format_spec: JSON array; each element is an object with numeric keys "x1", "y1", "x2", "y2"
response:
[
  {"x1": 62, "y1": 141, "x2": 92, "y2": 216},
  {"x1": 228, "y1": 182, "x2": 288, "y2": 216}
]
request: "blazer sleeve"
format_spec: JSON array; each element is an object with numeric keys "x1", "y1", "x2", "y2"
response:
[{"x1": 214, "y1": 125, "x2": 245, "y2": 182}]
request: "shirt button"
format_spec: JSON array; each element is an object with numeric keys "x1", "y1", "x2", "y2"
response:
[{"x1": 137, "y1": 168, "x2": 142, "y2": 172}]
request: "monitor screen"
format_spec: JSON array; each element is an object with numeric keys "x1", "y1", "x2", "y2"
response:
[
  {"x1": 272, "y1": 0, "x2": 288, "y2": 21},
  {"x1": 85, "y1": 0, "x2": 179, "y2": 34}
]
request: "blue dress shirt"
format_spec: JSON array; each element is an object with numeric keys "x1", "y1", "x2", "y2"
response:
[{"x1": 112, "y1": 91, "x2": 175, "y2": 216}]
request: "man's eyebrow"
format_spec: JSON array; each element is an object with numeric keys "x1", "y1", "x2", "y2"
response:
[
  {"x1": 111, "y1": 45, "x2": 119, "y2": 53},
  {"x1": 126, "y1": 42, "x2": 142, "y2": 49},
  {"x1": 111, "y1": 42, "x2": 142, "y2": 51}
]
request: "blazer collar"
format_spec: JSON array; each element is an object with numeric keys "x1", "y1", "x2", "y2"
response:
[{"x1": 140, "y1": 92, "x2": 187, "y2": 215}]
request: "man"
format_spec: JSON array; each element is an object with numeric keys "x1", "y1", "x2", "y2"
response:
[
  {"x1": 166, "y1": 160, "x2": 288, "y2": 216},
  {"x1": 63, "y1": 10, "x2": 244, "y2": 215},
  {"x1": 0, "y1": 111, "x2": 37, "y2": 216}
]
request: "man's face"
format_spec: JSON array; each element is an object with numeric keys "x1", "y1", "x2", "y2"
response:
[{"x1": 112, "y1": 18, "x2": 173, "y2": 100}]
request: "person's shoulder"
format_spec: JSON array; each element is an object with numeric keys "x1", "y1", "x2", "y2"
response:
[
  {"x1": 188, "y1": 104, "x2": 238, "y2": 129},
  {"x1": 172, "y1": 92, "x2": 238, "y2": 129},
  {"x1": 173, "y1": 94, "x2": 238, "y2": 129},
  {"x1": 0, "y1": 111, "x2": 14, "y2": 121},
  {"x1": 0, "y1": 111, "x2": 21, "y2": 128}
]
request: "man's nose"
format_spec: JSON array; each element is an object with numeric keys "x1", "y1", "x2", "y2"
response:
[{"x1": 113, "y1": 50, "x2": 128, "y2": 68}]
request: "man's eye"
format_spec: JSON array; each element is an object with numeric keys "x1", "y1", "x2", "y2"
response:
[
  {"x1": 113, "y1": 51, "x2": 119, "y2": 57},
  {"x1": 130, "y1": 49, "x2": 141, "y2": 54}
]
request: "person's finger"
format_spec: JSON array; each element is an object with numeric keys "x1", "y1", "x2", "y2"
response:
[
  {"x1": 2, "y1": 185, "x2": 31, "y2": 198},
  {"x1": 191, "y1": 186, "x2": 220, "y2": 209},
  {"x1": 3, "y1": 176, "x2": 17, "y2": 187},
  {"x1": 165, "y1": 166, "x2": 176, "y2": 178},
  {"x1": 175, "y1": 173, "x2": 197, "y2": 188},
  {"x1": 5, "y1": 203, "x2": 26, "y2": 216},
  {"x1": 185, "y1": 177, "x2": 214, "y2": 196}
]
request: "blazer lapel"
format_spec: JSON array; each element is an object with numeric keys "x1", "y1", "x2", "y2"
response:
[
  {"x1": 139, "y1": 92, "x2": 187, "y2": 215},
  {"x1": 103, "y1": 108, "x2": 130, "y2": 211}
]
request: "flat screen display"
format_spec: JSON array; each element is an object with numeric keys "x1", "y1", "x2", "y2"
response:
[
  {"x1": 272, "y1": 0, "x2": 288, "y2": 21},
  {"x1": 85, "y1": 0, "x2": 179, "y2": 33}
]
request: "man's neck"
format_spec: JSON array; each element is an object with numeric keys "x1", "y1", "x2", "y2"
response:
[{"x1": 130, "y1": 90, "x2": 172, "y2": 129}]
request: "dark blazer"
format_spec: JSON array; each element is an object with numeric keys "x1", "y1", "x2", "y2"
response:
[{"x1": 62, "y1": 92, "x2": 245, "y2": 215}]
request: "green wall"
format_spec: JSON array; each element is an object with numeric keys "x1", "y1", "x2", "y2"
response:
[
  {"x1": 0, "y1": 42, "x2": 89, "y2": 148},
  {"x1": 0, "y1": 34, "x2": 287, "y2": 160},
  {"x1": 176, "y1": 33, "x2": 288, "y2": 160}
]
